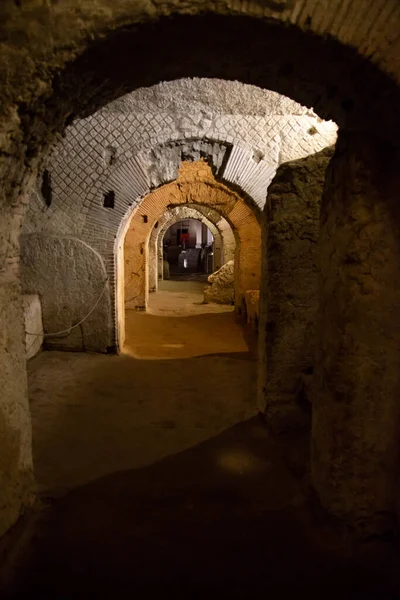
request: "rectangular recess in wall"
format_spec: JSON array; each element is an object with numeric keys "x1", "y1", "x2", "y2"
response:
[{"x1": 103, "y1": 190, "x2": 115, "y2": 208}]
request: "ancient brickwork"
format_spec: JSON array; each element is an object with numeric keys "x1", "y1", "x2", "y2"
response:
[
  {"x1": 23, "y1": 82, "x2": 337, "y2": 242},
  {"x1": 123, "y1": 161, "x2": 260, "y2": 314},
  {"x1": 204, "y1": 261, "x2": 235, "y2": 305}
]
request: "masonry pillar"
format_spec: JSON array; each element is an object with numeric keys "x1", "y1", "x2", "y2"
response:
[
  {"x1": 158, "y1": 239, "x2": 164, "y2": 281},
  {"x1": 148, "y1": 239, "x2": 157, "y2": 293},
  {"x1": 312, "y1": 133, "x2": 400, "y2": 535},
  {"x1": 201, "y1": 222, "x2": 208, "y2": 246},
  {"x1": 257, "y1": 149, "x2": 332, "y2": 429},
  {"x1": 195, "y1": 221, "x2": 202, "y2": 248},
  {"x1": 0, "y1": 200, "x2": 33, "y2": 536},
  {"x1": 213, "y1": 235, "x2": 223, "y2": 271},
  {"x1": 124, "y1": 228, "x2": 147, "y2": 310}
]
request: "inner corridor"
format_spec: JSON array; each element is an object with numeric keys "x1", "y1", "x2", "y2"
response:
[{"x1": 5, "y1": 282, "x2": 399, "y2": 598}]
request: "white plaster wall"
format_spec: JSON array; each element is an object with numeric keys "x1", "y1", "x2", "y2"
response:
[{"x1": 23, "y1": 79, "x2": 337, "y2": 238}]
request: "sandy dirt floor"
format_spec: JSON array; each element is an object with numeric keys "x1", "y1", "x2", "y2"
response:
[
  {"x1": 28, "y1": 281, "x2": 256, "y2": 495},
  {"x1": 124, "y1": 281, "x2": 246, "y2": 359}
]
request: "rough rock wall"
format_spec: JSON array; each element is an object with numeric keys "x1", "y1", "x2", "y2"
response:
[
  {"x1": 258, "y1": 148, "x2": 333, "y2": 429},
  {"x1": 0, "y1": 0, "x2": 399, "y2": 540},
  {"x1": 20, "y1": 235, "x2": 112, "y2": 352},
  {"x1": 23, "y1": 80, "x2": 336, "y2": 237},
  {"x1": 204, "y1": 260, "x2": 235, "y2": 305},
  {"x1": 312, "y1": 133, "x2": 400, "y2": 535},
  {"x1": 0, "y1": 280, "x2": 33, "y2": 537}
]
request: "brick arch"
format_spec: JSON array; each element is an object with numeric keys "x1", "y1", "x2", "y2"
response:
[
  {"x1": 148, "y1": 205, "x2": 234, "y2": 293},
  {"x1": 82, "y1": 137, "x2": 268, "y2": 257},
  {"x1": 117, "y1": 160, "x2": 260, "y2": 347},
  {"x1": 180, "y1": 204, "x2": 236, "y2": 265},
  {"x1": 74, "y1": 137, "x2": 267, "y2": 321}
]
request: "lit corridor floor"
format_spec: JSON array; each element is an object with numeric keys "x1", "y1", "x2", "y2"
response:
[
  {"x1": 7, "y1": 283, "x2": 399, "y2": 598},
  {"x1": 124, "y1": 280, "x2": 246, "y2": 359}
]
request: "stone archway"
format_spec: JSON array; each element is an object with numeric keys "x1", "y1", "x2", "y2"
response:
[
  {"x1": 148, "y1": 206, "x2": 227, "y2": 293},
  {"x1": 119, "y1": 160, "x2": 261, "y2": 333}
]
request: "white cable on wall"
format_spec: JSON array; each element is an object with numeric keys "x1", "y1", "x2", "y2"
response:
[{"x1": 25, "y1": 278, "x2": 109, "y2": 338}]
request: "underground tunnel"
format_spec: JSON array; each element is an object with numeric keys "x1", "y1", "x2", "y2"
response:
[{"x1": 1, "y1": 2, "x2": 400, "y2": 598}]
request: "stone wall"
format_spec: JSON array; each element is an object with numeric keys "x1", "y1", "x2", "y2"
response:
[
  {"x1": 258, "y1": 148, "x2": 333, "y2": 430},
  {"x1": 312, "y1": 133, "x2": 400, "y2": 535},
  {"x1": 0, "y1": 0, "x2": 400, "y2": 538},
  {"x1": 20, "y1": 235, "x2": 112, "y2": 352},
  {"x1": 0, "y1": 280, "x2": 33, "y2": 537}
]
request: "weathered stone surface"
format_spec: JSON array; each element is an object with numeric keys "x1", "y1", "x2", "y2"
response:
[
  {"x1": 23, "y1": 294, "x2": 43, "y2": 360},
  {"x1": 244, "y1": 290, "x2": 260, "y2": 330},
  {"x1": 0, "y1": 280, "x2": 33, "y2": 538},
  {"x1": 20, "y1": 235, "x2": 112, "y2": 352},
  {"x1": 105, "y1": 78, "x2": 318, "y2": 117},
  {"x1": 204, "y1": 260, "x2": 234, "y2": 305},
  {"x1": 0, "y1": 0, "x2": 400, "y2": 542},
  {"x1": 258, "y1": 148, "x2": 333, "y2": 429},
  {"x1": 312, "y1": 133, "x2": 400, "y2": 535},
  {"x1": 24, "y1": 83, "x2": 336, "y2": 237}
]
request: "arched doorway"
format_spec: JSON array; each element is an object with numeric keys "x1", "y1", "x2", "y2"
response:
[
  {"x1": 161, "y1": 218, "x2": 215, "y2": 278},
  {"x1": 116, "y1": 160, "x2": 261, "y2": 350}
]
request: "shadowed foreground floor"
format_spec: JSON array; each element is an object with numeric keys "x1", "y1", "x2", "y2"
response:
[
  {"x1": 6, "y1": 418, "x2": 400, "y2": 599},
  {"x1": 5, "y1": 283, "x2": 400, "y2": 598}
]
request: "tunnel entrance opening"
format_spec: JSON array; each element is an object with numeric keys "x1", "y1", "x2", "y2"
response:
[
  {"x1": 120, "y1": 189, "x2": 255, "y2": 361},
  {"x1": 162, "y1": 218, "x2": 214, "y2": 281},
  {"x1": 117, "y1": 160, "x2": 260, "y2": 352}
]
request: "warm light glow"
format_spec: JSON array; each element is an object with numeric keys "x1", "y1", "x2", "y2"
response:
[
  {"x1": 217, "y1": 448, "x2": 266, "y2": 475},
  {"x1": 161, "y1": 344, "x2": 184, "y2": 349}
]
